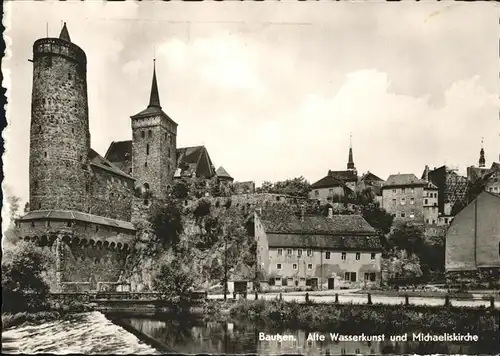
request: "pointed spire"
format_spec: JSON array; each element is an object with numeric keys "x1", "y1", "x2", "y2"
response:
[
  {"x1": 59, "y1": 22, "x2": 71, "y2": 42},
  {"x1": 347, "y1": 133, "x2": 355, "y2": 170},
  {"x1": 148, "y1": 59, "x2": 161, "y2": 109},
  {"x1": 479, "y1": 137, "x2": 486, "y2": 168}
]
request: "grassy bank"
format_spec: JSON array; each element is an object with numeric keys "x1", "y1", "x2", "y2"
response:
[{"x1": 229, "y1": 299, "x2": 499, "y2": 341}]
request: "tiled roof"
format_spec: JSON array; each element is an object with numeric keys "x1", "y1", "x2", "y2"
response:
[
  {"x1": 311, "y1": 175, "x2": 345, "y2": 189},
  {"x1": 216, "y1": 166, "x2": 233, "y2": 179},
  {"x1": 229, "y1": 262, "x2": 254, "y2": 281},
  {"x1": 89, "y1": 149, "x2": 134, "y2": 180},
  {"x1": 328, "y1": 170, "x2": 358, "y2": 182},
  {"x1": 105, "y1": 141, "x2": 133, "y2": 163},
  {"x1": 383, "y1": 173, "x2": 427, "y2": 188},
  {"x1": 360, "y1": 172, "x2": 384, "y2": 183},
  {"x1": 258, "y1": 208, "x2": 376, "y2": 235},
  {"x1": 267, "y1": 233, "x2": 382, "y2": 250},
  {"x1": 176, "y1": 146, "x2": 215, "y2": 179},
  {"x1": 18, "y1": 210, "x2": 135, "y2": 231}
]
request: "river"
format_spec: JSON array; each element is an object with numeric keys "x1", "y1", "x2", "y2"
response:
[
  {"x1": 2, "y1": 313, "x2": 497, "y2": 354},
  {"x1": 2, "y1": 312, "x2": 158, "y2": 354}
]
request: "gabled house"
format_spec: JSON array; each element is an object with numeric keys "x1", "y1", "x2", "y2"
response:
[
  {"x1": 254, "y1": 207, "x2": 382, "y2": 290},
  {"x1": 445, "y1": 191, "x2": 500, "y2": 286}
]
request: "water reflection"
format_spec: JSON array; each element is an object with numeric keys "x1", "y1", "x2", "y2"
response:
[{"x1": 121, "y1": 317, "x2": 493, "y2": 355}]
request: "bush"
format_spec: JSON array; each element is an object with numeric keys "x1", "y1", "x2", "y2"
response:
[
  {"x1": 152, "y1": 258, "x2": 196, "y2": 310},
  {"x1": 2, "y1": 242, "x2": 54, "y2": 313}
]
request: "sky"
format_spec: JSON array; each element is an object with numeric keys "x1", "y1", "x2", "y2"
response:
[{"x1": 2, "y1": 1, "x2": 500, "y2": 221}]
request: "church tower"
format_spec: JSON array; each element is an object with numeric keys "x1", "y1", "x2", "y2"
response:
[
  {"x1": 131, "y1": 60, "x2": 177, "y2": 200},
  {"x1": 29, "y1": 23, "x2": 90, "y2": 212},
  {"x1": 479, "y1": 138, "x2": 486, "y2": 168},
  {"x1": 347, "y1": 134, "x2": 356, "y2": 171}
]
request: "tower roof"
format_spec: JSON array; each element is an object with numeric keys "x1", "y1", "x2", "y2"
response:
[
  {"x1": 347, "y1": 134, "x2": 355, "y2": 170},
  {"x1": 148, "y1": 60, "x2": 161, "y2": 109},
  {"x1": 59, "y1": 22, "x2": 71, "y2": 42}
]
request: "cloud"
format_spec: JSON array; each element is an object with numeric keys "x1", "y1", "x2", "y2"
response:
[{"x1": 158, "y1": 34, "x2": 262, "y2": 90}]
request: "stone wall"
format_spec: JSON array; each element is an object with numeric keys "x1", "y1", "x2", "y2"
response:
[
  {"x1": 90, "y1": 166, "x2": 134, "y2": 221},
  {"x1": 30, "y1": 38, "x2": 90, "y2": 213}
]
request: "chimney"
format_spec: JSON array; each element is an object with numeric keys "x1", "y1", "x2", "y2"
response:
[{"x1": 328, "y1": 207, "x2": 333, "y2": 218}]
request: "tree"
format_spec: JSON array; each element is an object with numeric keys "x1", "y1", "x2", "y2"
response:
[
  {"x1": 152, "y1": 258, "x2": 195, "y2": 310},
  {"x1": 150, "y1": 199, "x2": 184, "y2": 250},
  {"x1": 256, "y1": 181, "x2": 273, "y2": 194},
  {"x1": 271, "y1": 176, "x2": 312, "y2": 197},
  {"x1": 387, "y1": 222, "x2": 425, "y2": 256},
  {"x1": 2, "y1": 241, "x2": 54, "y2": 313},
  {"x1": 172, "y1": 181, "x2": 189, "y2": 199},
  {"x1": 4, "y1": 195, "x2": 23, "y2": 246}
]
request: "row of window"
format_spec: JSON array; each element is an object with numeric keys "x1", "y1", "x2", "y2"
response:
[
  {"x1": 276, "y1": 263, "x2": 313, "y2": 270},
  {"x1": 277, "y1": 249, "x2": 376, "y2": 260},
  {"x1": 391, "y1": 187, "x2": 415, "y2": 194},
  {"x1": 139, "y1": 130, "x2": 174, "y2": 143},
  {"x1": 391, "y1": 211, "x2": 416, "y2": 218},
  {"x1": 270, "y1": 272, "x2": 376, "y2": 284}
]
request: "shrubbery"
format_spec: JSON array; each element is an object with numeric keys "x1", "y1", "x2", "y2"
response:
[
  {"x1": 229, "y1": 300, "x2": 499, "y2": 340},
  {"x1": 2, "y1": 241, "x2": 54, "y2": 314}
]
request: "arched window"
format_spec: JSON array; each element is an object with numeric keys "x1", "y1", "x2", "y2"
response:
[
  {"x1": 141, "y1": 131, "x2": 145, "y2": 138},
  {"x1": 146, "y1": 144, "x2": 150, "y2": 155},
  {"x1": 148, "y1": 130, "x2": 152, "y2": 138}
]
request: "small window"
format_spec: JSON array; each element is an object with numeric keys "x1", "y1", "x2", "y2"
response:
[
  {"x1": 144, "y1": 199, "x2": 149, "y2": 206},
  {"x1": 315, "y1": 190, "x2": 319, "y2": 197},
  {"x1": 425, "y1": 199, "x2": 428, "y2": 204},
  {"x1": 277, "y1": 248, "x2": 282, "y2": 256},
  {"x1": 277, "y1": 263, "x2": 282, "y2": 270},
  {"x1": 95, "y1": 225, "x2": 99, "y2": 232},
  {"x1": 293, "y1": 264, "x2": 297, "y2": 270},
  {"x1": 426, "y1": 219, "x2": 430, "y2": 224},
  {"x1": 401, "y1": 212, "x2": 406, "y2": 218},
  {"x1": 34, "y1": 180, "x2": 39, "y2": 189},
  {"x1": 401, "y1": 188, "x2": 406, "y2": 193},
  {"x1": 307, "y1": 249, "x2": 312, "y2": 257},
  {"x1": 141, "y1": 131, "x2": 145, "y2": 138},
  {"x1": 297, "y1": 249, "x2": 302, "y2": 257},
  {"x1": 371, "y1": 253, "x2": 376, "y2": 260},
  {"x1": 85, "y1": 184, "x2": 89, "y2": 192},
  {"x1": 401, "y1": 198, "x2": 406, "y2": 205},
  {"x1": 44, "y1": 152, "x2": 47, "y2": 158},
  {"x1": 355, "y1": 252, "x2": 360, "y2": 260},
  {"x1": 392, "y1": 198, "x2": 396, "y2": 204},
  {"x1": 71, "y1": 128, "x2": 74, "y2": 134},
  {"x1": 148, "y1": 130, "x2": 152, "y2": 138},
  {"x1": 68, "y1": 73, "x2": 71, "y2": 80},
  {"x1": 325, "y1": 251, "x2": 331, "y2": 259},
  {"x1": 341, "y1": 252, "x2": 346, "y2": 260},
  {"x1": 38, "y1": 202, "x2": 42, "y2": 209},
  {"x1": 287, "y1": 248, "x2": 292, "y2": 255},
  {"x1": 146, "y1": 144, "x2": 150, "y2": 155},
  {"x1": 144, "y1": 162, "x2": 148, "y2": 167},
  {"x1": 307, "y1": 264, "x2": 313, "y2": 270},
  {"x1": 392, "y1": 189, "x2": 396, "y2": 193},
  {"x1": 410, "y1": 198, "x2": 414, "y2": 205},
  {"x1": 410, "y1": 211, "x2": 415, "y2": 218}
]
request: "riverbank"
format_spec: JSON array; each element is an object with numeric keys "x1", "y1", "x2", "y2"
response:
[{"x1": 228, "y1": 299, "x2": 499, "y2": 343}]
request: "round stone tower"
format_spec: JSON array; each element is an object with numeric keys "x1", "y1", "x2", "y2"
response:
[{"x1": 29, "y1": 23, "x2": 90, "y2": 212}]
